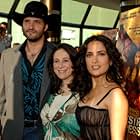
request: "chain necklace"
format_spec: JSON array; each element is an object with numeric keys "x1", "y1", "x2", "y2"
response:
[
  {"x1": 25, "y1": 45, "x2": 41, "y2": 65},
  {"x1": 58, "y1": 87, "x2": 71, "y2": 96}
]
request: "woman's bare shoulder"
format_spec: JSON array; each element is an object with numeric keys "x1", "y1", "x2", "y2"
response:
[{"x1": 108, "y1": 86, "x2": 128, "y2": 107}]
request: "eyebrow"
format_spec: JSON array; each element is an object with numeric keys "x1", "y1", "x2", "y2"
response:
[
  {"x1": 54, "y1": 57, "x2": 70, "y2": 59},
  {"x1": 87, "y1": 50, "x2": 106, "y2": 53}
]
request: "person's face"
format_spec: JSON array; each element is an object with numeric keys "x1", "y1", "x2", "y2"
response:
[
  {"x1": 53, "y1": 48, "x2": 74, "y2": 82},
  {"x1": 85, "y1": 41, "x2": 111, "y2": 78},
  {"x1": 22, "y1": 17, "x2": 48, "y2": 41},
  {"x1": 134, "y1": 51, "x2": 140, "y2": 65},
  {"x1": 0, "y1": 24, "x2": 7, "y2": 29},
  {"x1": 0, "y1": 29, "x2": 6, "y2": 37}
]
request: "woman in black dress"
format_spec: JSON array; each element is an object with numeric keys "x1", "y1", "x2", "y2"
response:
[{"x1": 73, "y1": 35, "x2": 128, "y2": 140}]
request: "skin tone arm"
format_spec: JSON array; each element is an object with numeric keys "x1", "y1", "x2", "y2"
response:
[{"x1": 108, "y1": 88, "x2": 128, "y2": 140}]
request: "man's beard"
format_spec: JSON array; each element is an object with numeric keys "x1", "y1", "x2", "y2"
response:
[
  {"x1": 26, "y1": 36, "x2": 43, "y2": 42},
  {"x1": 23, "y1": 30, "x2": 44, "y2": 42}
]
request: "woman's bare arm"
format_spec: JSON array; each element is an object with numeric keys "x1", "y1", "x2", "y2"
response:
[{"x1": 108, "y1": 88, "x2": 128, "y2": 140}]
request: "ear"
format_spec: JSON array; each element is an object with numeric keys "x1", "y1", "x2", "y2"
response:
[
  {"x1": 44, "y1": 24, "x2": 48, "y2": 32},
  {"x1": 110, "y1": 61, "x2": 112, "y2": 66}
]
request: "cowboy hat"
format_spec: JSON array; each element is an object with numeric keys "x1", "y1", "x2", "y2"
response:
[{"x1": 13, "y1": 1, "x2": 49, "y2": 26}]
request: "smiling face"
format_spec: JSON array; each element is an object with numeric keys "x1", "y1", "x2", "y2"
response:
[
  {"x1": 53, "y1": 48, "x2": 74, "y2": 83},
  {"x1": 85, "y1": 40, "x2": 111, "y2": 78}
]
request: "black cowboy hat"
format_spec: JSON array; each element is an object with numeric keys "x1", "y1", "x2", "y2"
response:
[{"x1": 12, "y1": 1, "x2": 49, "y2": 26}]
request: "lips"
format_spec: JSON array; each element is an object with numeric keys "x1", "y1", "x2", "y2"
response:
[
  {"x1": 92, "y1": 65, "x2": 100, "y2": 70},
  {"x1": 26, "y1": 29, "x2": 36, "y2": 34},
  {"x1": 58, "y1": 70, "x2": 66, "y2": 73}
]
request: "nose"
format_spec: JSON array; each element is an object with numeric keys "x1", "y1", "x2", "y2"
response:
[
  {"x1": 28, "y1": 21, "x2": 34, "y2": 29},
  {"x1": 92, "y1": 55, "x2": 97, "y2": 63},
  {"x1": 58, "y1": 61, "x2": 64, "y2": 68}
]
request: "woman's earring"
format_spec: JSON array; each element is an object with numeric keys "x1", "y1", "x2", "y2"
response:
[{"x1": 109, "y1": 62, "x2": 112, "y2": 66}]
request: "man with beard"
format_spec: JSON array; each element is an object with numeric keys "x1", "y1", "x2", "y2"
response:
[{"x1": 0, "y1": 1, "x2": 56, "y2": 140}]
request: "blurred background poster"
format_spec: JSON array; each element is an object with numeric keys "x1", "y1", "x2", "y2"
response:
[
  {"x1": 101, "y1": 28, "x2": 118, "y2": 41},
  {"x1": 116, "y1": 7, "x2": 140, "y2": 140},
  {"x1": 91, "y1": 28, "x2": 118, "y2": 41}
]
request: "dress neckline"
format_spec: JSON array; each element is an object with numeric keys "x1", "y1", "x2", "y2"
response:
[{"x1": 77, "y1": 104, "x2": 108, "y2": 111}]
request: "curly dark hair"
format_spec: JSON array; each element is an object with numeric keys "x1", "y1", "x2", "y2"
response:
[
  {"x1": 72, "y1": 35, "x2": 125, "y2": 98},
  {"x1": 48, "y1": 43, "x2": 77, "y2": 95}
]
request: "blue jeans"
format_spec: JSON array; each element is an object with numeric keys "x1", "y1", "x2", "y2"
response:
[{"x1": 23, "y1": 126, "x2": 43, "y2": 140}]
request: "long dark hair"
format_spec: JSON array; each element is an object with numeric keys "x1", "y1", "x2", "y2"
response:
[
  {"x1": 48, "y1": 43, "x2": 77, "y2": 95},
  {"x1": 126, "y1": 49, "x2": 140, "y2": 84},
  {"x1": 73, "y1": 35, "x2": 125, "y2": 98}
]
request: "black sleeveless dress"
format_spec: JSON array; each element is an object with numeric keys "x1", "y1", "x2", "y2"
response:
[{"x1": 76, "y1": 88, "x2": 117, "y2": 140}]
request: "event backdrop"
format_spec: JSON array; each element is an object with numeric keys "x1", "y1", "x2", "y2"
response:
[{"x1": 116, "y1": 7, "x2": 140, "y2": 140}]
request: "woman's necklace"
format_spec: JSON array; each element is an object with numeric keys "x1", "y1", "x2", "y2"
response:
[{"x1": 58, "y1": 87, "x2": 71, "y2": 96}]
